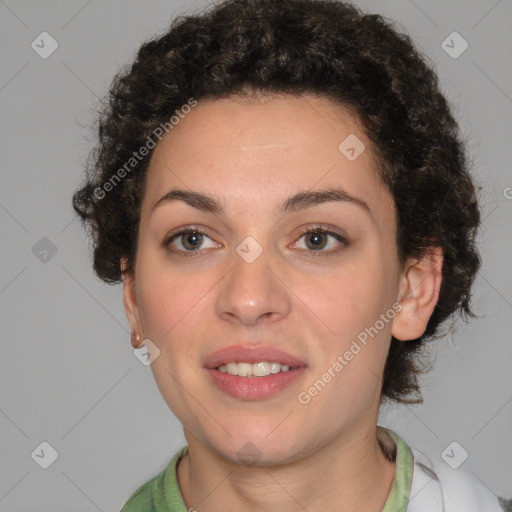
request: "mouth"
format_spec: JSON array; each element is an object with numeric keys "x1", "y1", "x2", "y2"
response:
[{"x1": 203, "y1": 345, "x2": 307, "y2": 400}]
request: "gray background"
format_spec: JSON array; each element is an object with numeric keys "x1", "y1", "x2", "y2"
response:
[{"x1": 1, "y1": 0, "x2": 511, "y2": 510}]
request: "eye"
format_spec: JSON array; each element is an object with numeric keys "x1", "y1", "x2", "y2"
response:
[
  {"x1": 292, "y1": 224, "x2": 349, "y2": 257},
  {"x1": 162, "y1": 223, "x2": 349, "y2": 258},
  {"x1": 162, "y1": 226, "x2": 220, "y2": 257}
]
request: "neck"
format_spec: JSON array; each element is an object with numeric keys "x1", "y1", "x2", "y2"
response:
[{"x1": 177, "y1": 423, "x2": 396, "y2": 512}]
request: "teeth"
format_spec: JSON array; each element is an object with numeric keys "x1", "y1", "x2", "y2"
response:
[
  {"x1": 217, "y1": 361, "x2": 293, "y2": 377},
  {"x1": 269, "y1": 362, "x2": 281, "y2": 374},
  {"x1": 237, "y1": 362, "x2": 252, "y2": 377}
]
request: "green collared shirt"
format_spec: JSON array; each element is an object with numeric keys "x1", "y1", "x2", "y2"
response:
[{"x1": 120, "y1": 427, "x2": 413, "y2": 511}]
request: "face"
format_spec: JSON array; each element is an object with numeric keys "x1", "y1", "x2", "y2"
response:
[{"x1": 123, "y1": 93, "x2": 416, "y2": 464}]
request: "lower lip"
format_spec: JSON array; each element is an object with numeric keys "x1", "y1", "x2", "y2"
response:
[{"x1": 204, "y1": 367, "x2": 307, "y2": 400}]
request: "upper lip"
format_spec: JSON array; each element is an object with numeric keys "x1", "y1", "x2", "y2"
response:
[{"x1": 203, "y1": 345, "x2": 307, "y2": 369}]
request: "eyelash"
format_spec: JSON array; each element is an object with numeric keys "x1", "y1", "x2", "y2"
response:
[{"x1": 161, "y1": 223, "x2": 349, "y2": 259}]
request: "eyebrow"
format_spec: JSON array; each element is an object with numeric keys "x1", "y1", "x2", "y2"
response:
[{"x1": 151, "y1": 187, "x2": 371, "y2": 217}]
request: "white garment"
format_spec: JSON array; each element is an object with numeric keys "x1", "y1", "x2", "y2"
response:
[{"x1": 407, "y1": 446, "x2": 505, "y2": 512}]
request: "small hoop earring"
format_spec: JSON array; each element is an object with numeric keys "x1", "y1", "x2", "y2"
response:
[{"x1": 131, "y1": 331, "x2": 141, "y2": 348}]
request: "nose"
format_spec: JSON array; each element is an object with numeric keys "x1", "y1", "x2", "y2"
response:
[{"x1": 215, "y1": 245, "x2": 291, "y2": 327}]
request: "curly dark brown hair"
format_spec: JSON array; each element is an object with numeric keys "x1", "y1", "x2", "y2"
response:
[{"x1": 72, "y1": 0, "x2": 481, "y2": 404}]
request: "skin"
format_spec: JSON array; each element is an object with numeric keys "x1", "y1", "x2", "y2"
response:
[{"x1": 122, "y1": 93, "x2": 443, "y2": 512}]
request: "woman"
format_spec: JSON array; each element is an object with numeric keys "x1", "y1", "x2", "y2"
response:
[{"x1": 72, "y1": 0, "x2": 510, "y2": 510}]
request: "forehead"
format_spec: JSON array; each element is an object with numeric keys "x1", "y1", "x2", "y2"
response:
[{"x1": 142, "y1": 94, "x2": 394, "y2": 227}]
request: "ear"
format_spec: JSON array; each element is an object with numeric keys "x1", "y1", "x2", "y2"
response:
[
  {"x1": 121, "y1": 257, "x2": 144, "y2": 348},
  {"x1": 391, "y1": 246, "x2": 443, "y2": 341}
]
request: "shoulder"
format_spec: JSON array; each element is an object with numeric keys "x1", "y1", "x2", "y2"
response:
[
  {"x1": 119, "y1": 445, "x2": 189, "y2": 512},
  {"x1": 409, "y1": 445, "x2": 508, "y2": 512},
  {"x1": 119, "y1": 472, "x2": 162, "y2": 512}
]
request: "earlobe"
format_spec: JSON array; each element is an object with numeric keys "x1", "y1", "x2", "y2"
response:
[{"x1": 391, "y1": 246, "x2": 443, "y2": 341}]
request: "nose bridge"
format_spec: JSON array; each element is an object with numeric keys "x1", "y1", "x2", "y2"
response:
[{"x1": 215, "y1": 237, "x2": 291, "y2": 325}]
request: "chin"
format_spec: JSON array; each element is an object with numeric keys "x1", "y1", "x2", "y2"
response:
[{"x1": 206, "y1": 429, "x2": 305, "y2": 467}]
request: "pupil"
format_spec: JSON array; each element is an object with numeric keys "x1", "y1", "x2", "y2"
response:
[
  {"x1": 184, "y1": 232, "x2": 201, "y2": 249},
  {"x1": 307, "y1": 232, "x2": 326, "y2": 250}
]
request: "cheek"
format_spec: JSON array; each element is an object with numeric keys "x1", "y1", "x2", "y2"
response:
[
  {"x1": 140, "y1": 275, "x2": 203, "y2": 332},
  {"x1": 300, "y1": 263, "x2": 387, "y2": 340},
  {"x1": 137, "y1": 269, "x2": 213, "y2": 416},
  {"x1": 298, "y1": 260, "x2": 395, "y2": 398},
  {"x1": 137, "y1": 260, "x2": 218, "y2": 365}
]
